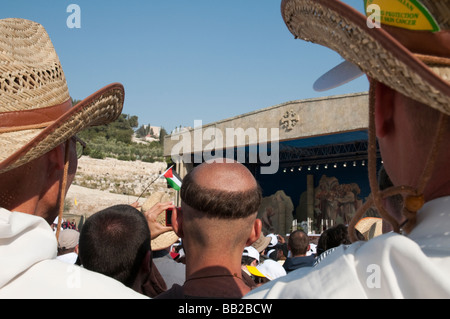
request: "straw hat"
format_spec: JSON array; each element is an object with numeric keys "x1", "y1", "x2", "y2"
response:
[
  {"x1": 355, "y1": 217, "x2": 383, "y2": 240},
  {"x1": 0, "y1": 18, "x2": 124, "y2": 174},
  {"x1": 251, "y1": 232, "x2": 271, "y2": 253},
  {"x1": 280, "y1": 0, "x2": 450, "y2": 116},
  {"x1": 141, "y1": 192, "x2": 179, "y2": 251}
]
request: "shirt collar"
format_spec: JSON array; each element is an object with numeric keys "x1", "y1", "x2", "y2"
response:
[{"x1": 407, "y1": 196, "x2": 450, "y2": 257}]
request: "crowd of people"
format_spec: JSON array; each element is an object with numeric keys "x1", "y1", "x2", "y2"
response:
[
  {"x1": 53, "y1": 192, "x2": 356, "y2": 298},
  {"x1": 1, "y1": 0, "x2": 450, "y2": 299}
]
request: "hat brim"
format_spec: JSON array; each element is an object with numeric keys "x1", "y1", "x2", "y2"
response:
[
  {"x1": 152, "y1": 231, "x2": 180, "y2": 251},
  {"x1": 0, "y1": 83, "x2": 124, "y2": 173},
  {"x1": 251, "y1": 233, "x2": 272, "y2": 253},
  {"x1": 281, "y1": 0, "x2": 450, "y2": 115},
  {"x1": 246, "y1": 266, "x2": 266, "y2": 278}
]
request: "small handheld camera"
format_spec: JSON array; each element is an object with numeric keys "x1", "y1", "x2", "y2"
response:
[{"x1": 165, "y1": 207, "x2": 181, "y2": 226}]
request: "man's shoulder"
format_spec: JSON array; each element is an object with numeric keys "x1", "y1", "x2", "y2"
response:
[
  {"x1": 246, "y1": 232, "x2": 450, "y2": 298},
  {"x1": 284, "y1": 255, "x2": 315, "y2": 266},
  {"x1": 47, "y1": 260, "x2": 149, "y2": 298},
  {"x1": 2, "y1": 259, "x2": 148, "y2": 299}
]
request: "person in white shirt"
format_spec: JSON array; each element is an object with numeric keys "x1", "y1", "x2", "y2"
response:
[
  {"x1": 0, "y1": 18, "x2": 148, "y2": 299},
  {"x1": 246, "y1": 0, "x2": 450, "y2": 299}
]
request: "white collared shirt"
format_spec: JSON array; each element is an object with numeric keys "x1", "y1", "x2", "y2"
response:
[{"x1": 0, "y1": 208, "x2": 147, "y2": 299}]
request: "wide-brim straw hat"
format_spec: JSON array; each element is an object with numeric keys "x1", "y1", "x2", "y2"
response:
[
  {"x1": 0, "y1": 18, "x2": 124, "y2": 174},
  {"x1": 280, "y1": 0, "x2": 450, "y2": 116},
  {"x1": 141, "y1": 191, "x2": 179, "y2": 251},
  {"x1": 355, "y1": 217, "x2": 382, "y2": 240}
]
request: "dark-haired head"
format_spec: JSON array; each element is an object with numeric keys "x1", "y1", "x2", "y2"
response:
[{"x1": 79, "y1": 205, "x2": 150, "y2": 287}]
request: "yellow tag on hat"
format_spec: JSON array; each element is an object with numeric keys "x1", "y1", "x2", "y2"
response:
[{"x1": 365, "y1": 0, "x2": 440, "y2": 32}]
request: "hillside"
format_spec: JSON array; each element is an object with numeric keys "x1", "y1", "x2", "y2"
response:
[{"x1": 65, "y1": 157, "x2": 176, "y2": 218}]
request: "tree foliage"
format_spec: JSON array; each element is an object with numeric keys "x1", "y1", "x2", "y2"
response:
[
  {"x1": 136, "y1": 124, "x2": 150, "y2": 138},
  {"x1": 79, "y1": 114, "x2": 134, "y2": 144},
  {"x1": 71, "y1": 102, "x2": 165, "y2": 162}
]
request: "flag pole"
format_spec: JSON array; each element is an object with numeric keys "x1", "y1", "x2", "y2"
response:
[{"x1": 136, "y1": 165, "x2": 174, "y2": 202}]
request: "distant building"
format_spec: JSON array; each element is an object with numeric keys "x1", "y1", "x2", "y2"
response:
[
  {"x1": 164, "y1": 92, "x2": 382, "y2": 232},
  {"x1": 142, "y1": 125, "x2": 161, "y2": 142},
  {"x1": 147, "y1": 126, "x2": 161, "y2": 138},
  {"x1": 133, "y1": 125, "x2": 162, "y2": 144}
]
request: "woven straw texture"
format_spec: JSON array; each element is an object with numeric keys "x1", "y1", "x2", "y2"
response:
[
  {"x1": 421, "y1": 0, "x2": 450, "y2": 29},
  {"x1": 282, "y1": 0, "x2": 450, "y2": 116},
  {"x1": 0, "y1": 18, "x2": 124, "y2": 174},
  {"x1": 0, "y1": 18, "x2": 70, "y2": 111},
  {"x1": 0, "y1": 87, "x2": 124, "y2": 173}
]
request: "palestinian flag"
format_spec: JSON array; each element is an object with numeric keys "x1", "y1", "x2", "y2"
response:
[{"x1": 163, "y1": 167, "x2": 182, "y2": 191}]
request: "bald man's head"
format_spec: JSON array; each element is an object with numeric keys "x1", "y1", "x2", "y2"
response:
[{"x1": 180, "y1": 160, "x2": 262, "y2": 219}]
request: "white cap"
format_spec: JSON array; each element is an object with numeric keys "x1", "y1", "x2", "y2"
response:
[
  {"x1": 266, "y1": 234, "x2": 278, "y2": 248},
  {"x1": 242, "y1": 246, "x2": 260, "y2": 263},
  {"x1": 257, "y1": 259, "x2": 287, "y2": 280},
  {"x1": 307, "y1": 243, "x2": 317, "y2": 256}
]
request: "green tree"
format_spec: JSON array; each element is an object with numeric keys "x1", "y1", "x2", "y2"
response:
[
  {"x1": 74, "y1": 107, "x2": 165, "y2": 162},
  {"x1": 71, "y1": 97, "x2": 82, "y2": 106},
  {"x1": 105, "y1": 114, "x2": 134, "y2": 144},
  {"x1": 136, "y1": 124, "x2": 150, "y2": 138},
  {"x1": 159, "y1": 127, "x2": 167, "y2": 145},
  {"x1": 127, "y1": 115, "x2": 139, "y2": 129}
]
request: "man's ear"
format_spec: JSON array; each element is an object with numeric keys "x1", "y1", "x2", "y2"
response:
[
  {"x1": 374, "y1": 81, "x2": 396, "y2": 138},
  {"x1": 245, "y1": 218, "x2": 262, "y2": 247},
  {"x1": 46, "y1": 143, "x2": 66, "y2": 172},
  {"x1": 172, "y1": 207, "x2": 183, "y2": 238}
]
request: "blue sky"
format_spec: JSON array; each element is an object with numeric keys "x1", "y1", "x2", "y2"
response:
[{"x1": 2, "y1": 1, "x2": 368, "y2": 133}]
